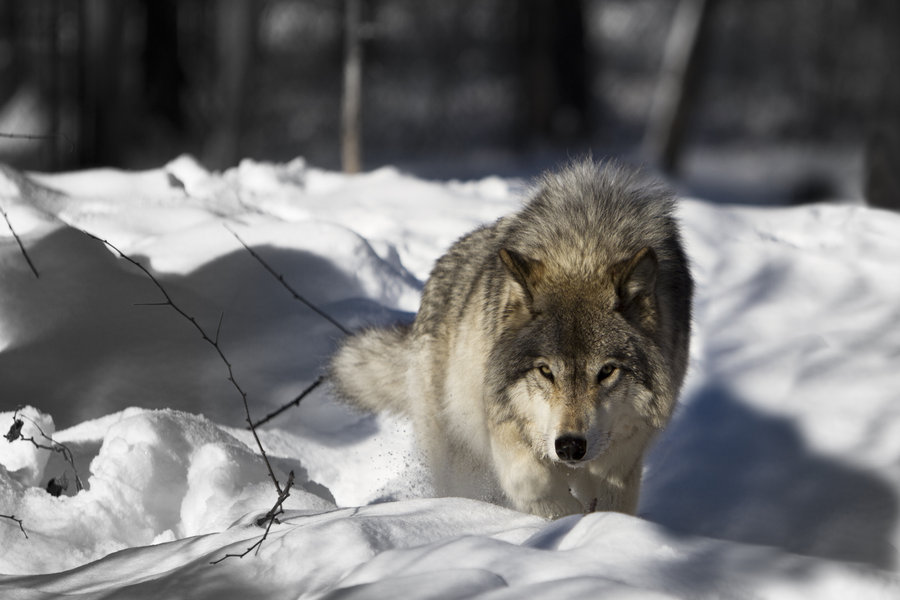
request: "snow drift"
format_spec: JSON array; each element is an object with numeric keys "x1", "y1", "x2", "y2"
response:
[{"x1": 1, "y1": 157, "x2": 899, "y2": 598}]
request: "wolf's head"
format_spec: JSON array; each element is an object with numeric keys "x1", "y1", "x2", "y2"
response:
[{"x1": 488, "y1": 245, "x2": 674, "y2": 467}]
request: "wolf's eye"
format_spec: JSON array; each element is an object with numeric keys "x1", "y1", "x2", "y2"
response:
[
  {"x1": 597, "y1": 364, "x2": 618, "y2": 383},
  {"x1": 537, "y1": 364, "x2": 555, "y2": 382}
]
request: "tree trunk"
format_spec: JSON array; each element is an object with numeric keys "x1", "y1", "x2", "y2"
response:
[
  {"x1": 341, "y1": 0, "x2": 363, "y2": 174},
  {"x1": 643, "y1": 0, "x2": 714, "y2": 175},
  {"x1": 864, "y1": 4, "x2": 900, "y2": 211},
  {"x1": 515, "y1": 0, "x2": 589, "y2": 144},
  {"x1": 77, "y1": 0, "x2": 125, "y2": 166},
  {"x1": 204, "y1": 0, "x2": 256, "y2": 170},
  {"x1": 142, "y1": 0, "x2": 184, "y2": 131}
]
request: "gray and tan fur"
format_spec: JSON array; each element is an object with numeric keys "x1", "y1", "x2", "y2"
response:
[{"x1": 330, "y1": 159, "x2": 692, "y2": 518}]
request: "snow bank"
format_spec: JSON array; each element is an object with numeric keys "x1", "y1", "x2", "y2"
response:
[
  {"x1": 0, "y1": 407, "x2": 54, "y2": 488},
  {"x1": 2, "y1": 157, "x2": 900, "y2": 597},
  {"x1": 1, "y1": 406, "x2": 333, "y2": 575},
  {"x1": 642, "y1": 200, "x2": 900, "y2": 569}
]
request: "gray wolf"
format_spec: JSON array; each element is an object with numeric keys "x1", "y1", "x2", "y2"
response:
[{"x1": 330, "y1": 159, "x2": 693, "y2": 518}]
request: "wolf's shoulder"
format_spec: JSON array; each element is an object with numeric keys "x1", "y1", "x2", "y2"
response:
[
  {"x1": 526, "y1": 160, "x2": 674, "y2": 227},
  {"x1": 414, "y1": 222, "x2": 505, "y2": 332},
  {"x1": 505, "y1": 160, "x2": 682, "y2": 266}
]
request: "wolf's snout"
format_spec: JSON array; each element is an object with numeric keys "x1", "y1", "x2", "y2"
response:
[{"x1": 555, "y1": 434, "x2": 587, "y2": 462}]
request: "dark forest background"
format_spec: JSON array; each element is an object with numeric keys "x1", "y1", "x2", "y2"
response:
[{"x1": 0, "y1": 0, "x2": 897, "y2": 207}]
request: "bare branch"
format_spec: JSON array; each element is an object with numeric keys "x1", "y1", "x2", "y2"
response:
[
  {"x1": 80, "y1": 231, "x2": 312, "y2": 562},
  {"x1": 8, "y1": 410, "x2": 83, "y2": 492},
  {"x1": 0, "y1": 200, "x2": 39, "y2": 278},
  {"x1": 214, "y1": 312, "x2": 225, "y2": 345},
  {"x1": 82, "y1": 233, "x2": 287, "y2": 500},
  {"x1": 226, "y1": 226, "x2": 350, "y2": 336},
  {"x1": 87, "y1": 231, "x2": 302, "y2": 563},
  {"x1": 0, "y1": 131, "x2": 53, "y2": 142},
  {"x1": 0, "y1": 131, "x2": 76, "y2": 153},
  {"x1": 210, "y1": 471, "x2": 295, "y2": 564},
  {"x1": 250, "y1": 376, "x2": 324, "y2": 430},
  {"x1": 1, "y1": 514, "x2": 27, "y2": 538},
  {"x1": 226, "y1": 226, "x2": 349, "y2": 428}
]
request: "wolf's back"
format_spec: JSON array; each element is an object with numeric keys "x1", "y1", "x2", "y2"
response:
[{"x1": 329, "y1": 324, "x2": 414, "y2": 415}]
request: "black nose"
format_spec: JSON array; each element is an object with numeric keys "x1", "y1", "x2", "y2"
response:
[{"x1": 555, "y1": 434, "x2": 587, "y2": 462}]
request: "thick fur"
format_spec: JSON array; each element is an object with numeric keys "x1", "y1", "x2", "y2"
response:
[{"x1": 330, "y1": 159, "x2": 693, "y2": 518}]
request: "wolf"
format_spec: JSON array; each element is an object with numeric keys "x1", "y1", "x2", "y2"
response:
[{"x1": 330, "y1": 159, "x2": 693, "y2": 518}]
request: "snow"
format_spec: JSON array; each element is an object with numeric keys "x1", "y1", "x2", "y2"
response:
[
  {"x1": 0, "y1": 406, "x2": 54, "y2": 489},
  {"x1": 1, "y1": 156, "x2": 899, "y2": 598}
]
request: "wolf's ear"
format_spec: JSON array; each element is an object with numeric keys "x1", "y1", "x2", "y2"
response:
[
  {"x1": 615, "y1": 246, "x2": 659, "y2": 331},
  {"x1": 499, "y1": 248, "x2": 544, "y2": 305}
]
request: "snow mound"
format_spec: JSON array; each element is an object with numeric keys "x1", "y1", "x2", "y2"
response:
[
  {"x1": 0, "y1": 408, "x2": 333, "y2": 575},
  {"x1": 0, "y1": 406, "x2": 55, "y2": 488}
]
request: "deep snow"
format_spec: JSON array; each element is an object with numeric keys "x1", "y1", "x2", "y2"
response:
[{"x1": 1, "y1": 156, "x2": 899, "y2": 598}]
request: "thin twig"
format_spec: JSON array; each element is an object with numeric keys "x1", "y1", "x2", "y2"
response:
[
  {"x1": 7, "y1": 410, "x2": 83, "y2": 492},
  {"x1": 227, "y1": 225, "x2": 351, "y2": 427},
  {"x1": 0, "y1": 200, "x2": 39, "y2": 278},
  {"x1": 249, "y1": 376, "x2": 325, "y2": 430},
  {"x1": 88, "y1": 232, "x2": 296, "y2": 562},
  {"x1": 210, "y1": 471, "x2": 295, "y2": 564},
  {"x1": 84, "y1": 232, "x2": 285, "y2": 498},
  {"x1": 1, "y1": 514, "x2": 28, "y2": 538},
  {"x1": 83, "y1": 232, "x2": 300, "y2": 566},
  {"x1": 214, "y1": 312, "x2": 225, "y2": 344},
  {"x1": 0, "y1": 131, "x2": 76, "y2": 153},
  {"x1": 226, "y1": 225, "x2": 350, "y2": 336},
  {"x1": 0, "y1": 132, "x2": 53, "y2": 142}
]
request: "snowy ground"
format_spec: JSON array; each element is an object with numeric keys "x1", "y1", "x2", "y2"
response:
[{"x1": 1, "y1": 156, "x2": 899, "y2": 598}]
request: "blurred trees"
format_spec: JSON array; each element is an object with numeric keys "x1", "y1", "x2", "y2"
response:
[
  {"x1": 0, "y1": 0, "x2": 896, "y2": 195},
  {"x1": 864, "y1": 1, "x2": 900, "y2": 210}
]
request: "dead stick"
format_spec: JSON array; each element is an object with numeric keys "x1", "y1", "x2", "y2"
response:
[
  {"x1": 0, "y1": 201, "x2": 39, "y2": 278},
  {"x1": 227, "y1": 226, "x2": 350, "y2": 427},
  {"x1": 0, "y1": 131, "x2": 76, "y2": 153},
  {"x1": 1, "y1": 514, "x2": 27, "y2": 538},
  {"x1": 85, "y1": 232, "x2": 284, "y2": 497},
  {"x1": 210, "y1": 471, "x2": 295, "y2": 564},
  {"x1": 226, "y1": 226, "x2": 350, "y2": 336},
  {"x1": 249, "y1": 376, "x2": 324, "y2": 430},
  {"x1": 9, "y1": 410, "x2": 83, "y2": 492},
  {"x1": 88, "y1": 232, "x2": 295, "y2": 563}
]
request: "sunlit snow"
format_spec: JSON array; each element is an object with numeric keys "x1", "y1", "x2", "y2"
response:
[{"x1": 1, "y1": 157, "x2": 899, "y2": 598}]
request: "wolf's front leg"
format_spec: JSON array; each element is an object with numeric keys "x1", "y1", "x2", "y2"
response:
[
  {"x1": 576, "y1": 459, "x2": 641, "y2": 515},
  {"x1": 490, "y1": 421, "x2": 582, "y2": 519}
]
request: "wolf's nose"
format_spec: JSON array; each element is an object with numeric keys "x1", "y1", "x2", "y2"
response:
[{"x1": 555, "y1": 435, "x2": 587, "y2": 461}]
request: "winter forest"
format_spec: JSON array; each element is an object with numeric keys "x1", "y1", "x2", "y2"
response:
[
  {"x1": 1, "y1": 1, "x2": 900, "y2": 598},
  {"x1": 2, "y1": 0, "x2": 899, "y2": 196}
]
